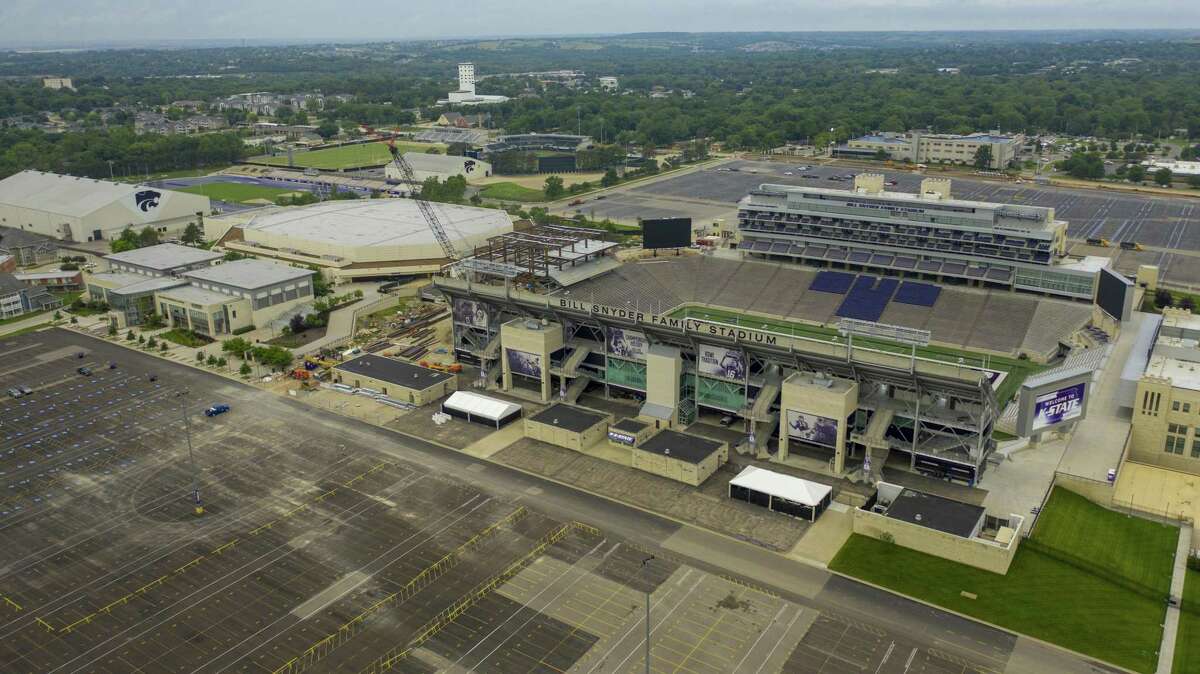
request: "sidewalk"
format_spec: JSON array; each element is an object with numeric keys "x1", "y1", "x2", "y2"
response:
[{"x1": 1157, "y1": 523, "x2": 1193, "y2": 674}]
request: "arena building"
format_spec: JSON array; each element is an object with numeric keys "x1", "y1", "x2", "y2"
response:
[
  {"x1": 214, "y1": 199, "x2": 514, "y2": 281},
  {"x1": 738, "y1": 174, "x2": 1107, "y2": 301},
  {"x1": 383, "y1": 153, "x2": 492, "y2": 184},
  {"x1": 0, "y1": 170, "x2": 210, "y2": 243}
]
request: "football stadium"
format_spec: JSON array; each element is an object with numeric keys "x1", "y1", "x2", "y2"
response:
[{"x1": 434, "y1": 174, "x2": 1134, "y2": 487}]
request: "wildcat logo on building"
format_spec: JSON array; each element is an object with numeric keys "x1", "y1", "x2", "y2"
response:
[
  {"x1": 134, "y1": 190, "x2": 162, "y2": 212},
  {"x1": 464, "y1": 160, "x2": 477, "y2": 174}
]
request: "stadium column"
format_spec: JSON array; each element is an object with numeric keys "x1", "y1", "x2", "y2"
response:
[
  {"x1": 779, "y1": 372, "x2": 859, "y2": 475},
  {"x1": 499, "y1": 318, "x2": 564, "y2": 403}
]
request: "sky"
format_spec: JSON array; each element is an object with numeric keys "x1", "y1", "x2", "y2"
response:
[{"x1": 2, "y1": 0, "x2": 1199, "y2": 46}]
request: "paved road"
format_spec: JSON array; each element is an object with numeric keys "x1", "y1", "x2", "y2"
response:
[{"x1": 0, "y1": 312, "x2": 54, "y2": 337}]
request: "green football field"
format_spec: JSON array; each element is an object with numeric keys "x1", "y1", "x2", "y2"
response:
[
  {"x1": 831, "y1": 488, "x2": 1178, "y2": 673},
  {"x1": 250, "y1": 141, "x2": 443, "y2": 169},
  {"x1": 176, "y1": 182, "x2": 298, "y2": 203},
  {"x1": 668, "y1": 305, "x2": 1044, "y2": 407}
]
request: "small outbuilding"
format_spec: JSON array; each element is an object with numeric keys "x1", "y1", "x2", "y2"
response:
[
  {"x1": 728, "y1": 465, "x2": 834, "y2": 522},
  {"x1": 334, "y1": 355, "x2": 457, "y2": 405},
  {"x1": 632, "y1": 430, "x2": 728, "y2": 486},
  {"x1": 607, "y1": 417, "x2": 653, "y2": 447},
  {"x1": 525, "y1": 403, "x2": 611, "y2": 451},
  {"x1": 441, "y1": 390, "x2": 522, "y2": 428}
]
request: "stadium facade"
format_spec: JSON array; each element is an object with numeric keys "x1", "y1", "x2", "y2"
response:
[
  {"x1": 738, "y1": 174, "x2": 1106, "y2": 301},
  {"x1": 1129, "y1": 308, "x2": 1200, "y2": 475},
  {"x1": 436, "y1": 267, "x2": 1008, "y2": 486}
]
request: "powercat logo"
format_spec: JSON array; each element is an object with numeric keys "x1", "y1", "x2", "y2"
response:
[
  {"x1": 464, "y1": 160, "x2": 477, "y2": 173},
  {"x1": 134, "y1": 190, "x2": 162, "y2": 212}
]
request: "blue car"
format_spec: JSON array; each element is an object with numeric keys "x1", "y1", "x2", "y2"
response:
[{"x1": 204, "y1": 404, "x2": 230, "y2": 417}]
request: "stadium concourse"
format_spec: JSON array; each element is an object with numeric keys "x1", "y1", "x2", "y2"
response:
[{"x1": 567, "y1": 255, "x2": 1092, "y2": 360}]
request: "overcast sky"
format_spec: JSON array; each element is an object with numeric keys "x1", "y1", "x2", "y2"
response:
[{"x1": 2, "y1": 0, "x2": 1199, "y2": 46}]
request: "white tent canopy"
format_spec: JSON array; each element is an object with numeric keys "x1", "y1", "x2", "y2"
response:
[
  {"x1": 729, "y1": 465, "x2": 832, "y2": 507},
  {"x1": 442, "y1": 391, "x2": 522, "y2": 426}
]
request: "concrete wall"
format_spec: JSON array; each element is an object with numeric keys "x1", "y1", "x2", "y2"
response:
[
  {"x1": 852, "y1": 508, "x2": 1021, "y2": 575},
  {"x1": 779, "y1": 372, "x2": 858, "y2": 474},
  {"x1": 1052, "y1": 471, "x2": 1115, "y2": 507},
  {"x1": 525, "y1": 414, "x2": 611, "y2": 452},
  {"x1": 501, "y1": 319, "x2": 563, "y2": 402},
  {"x1": 334, "y1": 370, "x2": 456, "y2": 406}
]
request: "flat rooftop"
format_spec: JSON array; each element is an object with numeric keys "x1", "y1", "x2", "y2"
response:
[
  {"x1": 243, "y1": 199, "x2": 513, "y2": 249},
  {"x1": 105, "y1": 243, "x2": 222, "y2": 271},
  {"x1": 183, "y1": 259, "x2": 312, "y2": 290},
  {"x1": 157, "y1": 285, "x2": 238, "y2": 306},
  {"x1": 884, "y1": 488, "x2": 984, "y2": 538},
  {"x1": 335, "y1": 355, "x2": 453, "y2": 391},
  {"x1": 528, "y1": 404, "x2": 608, "y2": 433},
  {"x1": 612, "y1": 417, "x2": 649, "y2": 434},
  {"x1": 638, "y1": 430, "x2": 724, "y2": 465},
  {"x1": 1145, "y1": 354, "x2": 1200, "y2": 392}
]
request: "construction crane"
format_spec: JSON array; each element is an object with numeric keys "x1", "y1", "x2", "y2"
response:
[{"x1": 386, "y1": 138, "x2": 460, "y2": 261}]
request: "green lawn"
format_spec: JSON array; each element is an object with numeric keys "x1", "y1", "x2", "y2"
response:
[
  {"x1": 1177, "y1": 569, "x2": 1200, "y2": 674},
  {"x1": 670, "y1": 305, "x2": 1044, "y2": 407},
  {"x1": 250, "y1": 141, "x2": 443, "y2": 169},
  {"x1": 159, "y1": 328, "x2": 213, "y2": 348},
  {"x1": 479, "y1": 182, "x2": 549, "y2": 202},
  {"x1": 177, "y1": 182, "x2": 299, "y2": 204},
  {"x1": 830, "y1": 488, "x2": 1178, "y2": 673}
]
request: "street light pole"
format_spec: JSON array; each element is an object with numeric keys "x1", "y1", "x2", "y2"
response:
[
  {"x1": 641, "y1": 555, "x2": 654, "y2": 674},
  {"x1": 177, "y1": 390, "x2": 203, "y2": 515}
]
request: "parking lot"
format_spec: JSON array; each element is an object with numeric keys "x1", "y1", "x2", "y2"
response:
[
  {"x1": 569, "y1": 159, "x2": 1200, "y2": 287},
  {"x1": 3, "y1": 328, "x2": 987, "y2": 674}
]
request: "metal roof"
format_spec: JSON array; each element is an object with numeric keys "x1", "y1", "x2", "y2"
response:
[
  {"x1": 0, "y1": 171, "x2": 176, "y2": 218},
  {"x1": 157, "y1": 285, "x2": 239, "y2": 306},
  {"x1": 336, "y1": 355, "x2": 453, "y2": 391},
  {"x1": 183, "y1": 259, "x2": 313, "y2": 290},
  {"x1": 728, "y1": 465, "x2": 833, "y2": 507},
  {"x1": 105, "y1": 243, "x2": 222, "y2": 271}
]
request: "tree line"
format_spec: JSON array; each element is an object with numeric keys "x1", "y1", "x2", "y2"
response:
[{"x1": 0, "y1": 126, "x2": 247, "y2": 179}]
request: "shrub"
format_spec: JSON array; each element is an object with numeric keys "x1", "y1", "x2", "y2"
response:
[
  {"x1": 137, "y1": 334, "x2": 145, "y2": 344},
  {"x1": 69, "y1": 316, "x2": 78, "y2": 324},
  {"x1": 232, "y1": 324, "x2": 256, "y2": 335},
  {"x1": 195, "y1": 351, "x2": 205, "y2": 362},
  {"x1": 126, "y1": 330, "x2": 135, "y2": 341},
  {"x1": 107, "y1": 324, "x2": 117, "y2": 336},
  {"x1": 146, "y1": 336, "x2": 157, "y2": 348},
  {"x1": 217, "y1": 357, "x2": 227, "y2": 368},
  {"x1": 239, "y1": 362, "x2": 252, "y2": 376},
  {"x1": 53, "y1": 311, "x2": 62, "y2": 320},
  {"x1": 159, "y1": 342, "x2": 167, "y2": 351},
  {"x1": 1155, "y1": 288, "x2": 1174, "y2": 309},
  {"x1": 206, "y1": 354, "x2": 218, "y2": 366}
]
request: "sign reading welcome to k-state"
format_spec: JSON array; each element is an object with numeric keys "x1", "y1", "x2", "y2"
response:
[
  {"x1": 555, "y1": 298, "x2": 778, "y2": 346},
  {"x1": 1032, "y1": 382, "x2": 1085, "y2": 431}
]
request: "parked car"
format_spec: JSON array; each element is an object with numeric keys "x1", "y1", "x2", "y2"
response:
[
  {"x1": 108, "y1": 362, "x2": 118, "y2": 369},
  {"x1": 6, "y1": 388, "x2": 21, "y2": 399},
  {"x1": 148, "y1": 374, "x2": 158, "y2": 382},
  {"x1": 17, "y1": 385, "x2": 32, "y2": 396},
  {"x1": 77, "y1": 367, "x2": 92, "y2": 376},
  {"x1": 204, "y1": 404, "x2": 230, "y2": 417},
  {"x1": 802, "y1": 173, "x2": 821, "y2": 179},
  {"x1": 75, "y1": 352, "x2": 85, "y2": 359}
]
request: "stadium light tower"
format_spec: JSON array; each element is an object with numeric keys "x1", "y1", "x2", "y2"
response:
[{"x1": 640, "y1": 555, "x2": 654, "y2": 674}]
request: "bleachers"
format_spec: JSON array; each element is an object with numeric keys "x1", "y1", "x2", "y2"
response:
[
  {"x1": 809, "y1": 270, "x2": 856, "y2": 294},
  {"x1": 893, "y1": 282, "x2": 942, "y2": 307},
  {"x1": 835, "y1": 276, "x2": 899, "y2": 322}
]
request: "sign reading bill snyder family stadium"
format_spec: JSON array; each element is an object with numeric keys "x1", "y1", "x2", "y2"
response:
[
  {"x1": 1015, "y1": 366, "x2": 1091, "y2": 437},
  {"x1": 554, "y1": 298, "x2": 780, "y2": 346}
]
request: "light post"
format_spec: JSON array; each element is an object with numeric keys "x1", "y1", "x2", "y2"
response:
[
  {"x1": 176, "y1": 389, "x2": 203, "y2": 515},
  {"x1": 640, "y1": 555, "x2": 654, "y2": 674}
]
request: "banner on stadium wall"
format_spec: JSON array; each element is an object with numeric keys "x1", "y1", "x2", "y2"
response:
[
  {"x1": 608, "y1": 327, "x2": 649, "y2": 361},
  {"x1": 786, "y1": 410, "x2": 839, "y2": 448},
  {"x1": 1032, "y1": 383, "x2": 1085, "y2": 431},
  {"x1": 506, "y1": 348, "x2": 542, "y2": 378},
  {"x1": 608, "y1": 430, "x2": 636, "y2": 445},
  {"x1": 453, "y1": 299, "x2": 489, "y2": 329},
  {"x1": 698, "y1": 344, "x2": 746, "y2": 381}
]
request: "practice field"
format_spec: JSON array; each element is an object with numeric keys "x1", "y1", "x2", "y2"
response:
[
  {"x1": 831, "y1": 487, "x2": 1176, "y2": 673},
  {"x1": 176, "y1": 181, "x2": 298, "y2": 204},
  {"x1": 250, "y1": 141, "x2": 444, "y2": 169}
]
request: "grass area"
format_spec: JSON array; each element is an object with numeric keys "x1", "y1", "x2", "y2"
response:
[
  {"x1": 159, "y1": 328, "x2": 213, "y2": 348},
  {"x1": 0, "y1": 291, "x2": 80, "y2": 326},
  {"x1": 1176, "y1": 569, "x2": 1200, "y2": 674},
  {"x1": 249, "y1": 141, "x2": 443, "y2": 169},
  {"x1": 176, "y1": 182, "x2": 299, "y2": 204},
  {"x1": 479, "y1": 181, "x2": 549, "y2": 202},
  {"x1": 1141, "y1": 288, "x2": 1200, "y2": 315},
  {"x1": 670, "y1": 304, "x2": 1044, "y2": 407},
  {"x1": 830, "y1": 488, "x2": 1177, "y2": 673},
  {"x1": 266, "y1": 326, "x2": 327, "y2": 348}
]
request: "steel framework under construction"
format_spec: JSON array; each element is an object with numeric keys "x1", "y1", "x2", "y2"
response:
[{"x1": 461, "y1": 224, "x2": 619, "y2": 280}]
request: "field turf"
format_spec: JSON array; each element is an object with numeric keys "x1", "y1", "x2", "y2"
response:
[
  {"x1": 830, "y1": 487, "x2": 1177, "y2": 673},
  {"x1": 176, "y1": 182, "x2": 297, "y2": 203},
  {"x1": 250, "y1": 141, "x2": 443, "y2": 169},
  {"x1": 479, "y1": 181, "x2": 548, "y2": 202}
]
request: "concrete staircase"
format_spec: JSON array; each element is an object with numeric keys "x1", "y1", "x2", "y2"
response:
[
  {"x1": 854, "y1": 407, "x2": 894, "y2": 483},
  {"x1": 562, "y1": 346, "x2": 591, "y2": 377},
  {"x1": 564, "y1": 374, "x2": 591, "y2": 403}
]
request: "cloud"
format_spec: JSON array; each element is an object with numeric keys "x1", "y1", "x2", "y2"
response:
[{"x1": 0, "y1": 0, "x2": 1198, "y2": 45}]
